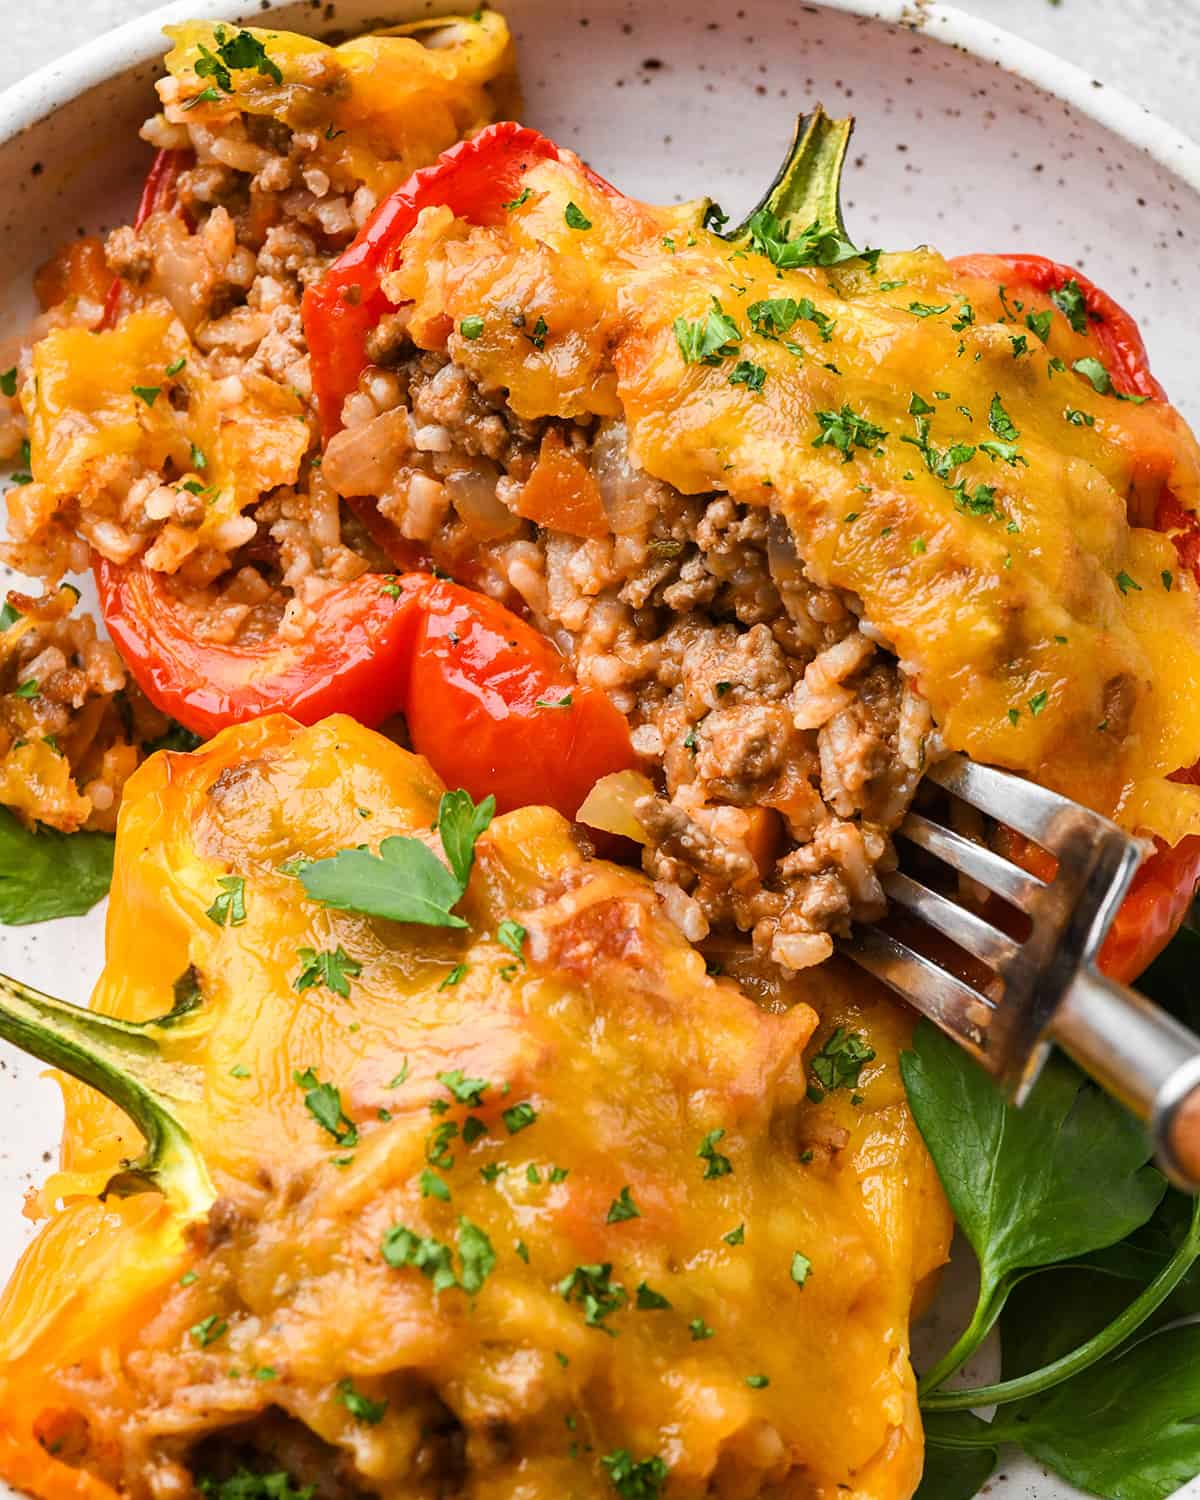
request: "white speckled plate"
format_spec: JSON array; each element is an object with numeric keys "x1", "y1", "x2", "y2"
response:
[{"x1": 2, "y1": 3, "x2": 1200, "y2": 1497}]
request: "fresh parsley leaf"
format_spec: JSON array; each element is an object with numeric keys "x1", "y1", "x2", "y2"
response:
[
  {"x1": 987, "y1": 392, "x2": 1020, "y2": 442},
  {"x1": 1073, "y1": 355, "x2": 1114, "y2": 395},
  {"x1": 1051, "y1": 278, "x2": 1089, "y2": 335},
  {"x1": 502, "y1": 1100, "x2": 537, "y2": 1134},
  {"x1": 381, "y1": 1223, "x2": 457, "y2": 1290},
  {"x1": 457, "y1": 1216, "x2": 496, "y2": 1294},
  {"x1": 293, "y1": 945, "x2": 361, "y2": 997},
  {"x1": 606, "y1": 1185, "x2": 640, "y2": 1223},
  {"x1": 697, "y1": 1127, "x2": 733, "y2": 1179},
  {"x1": 728, "y1": 359, "x2": 766, "y2": 392},
  {"x1": 810, "y1": 1028, "x2": 875, "y2": 1093},
  {"x1": 336, "y1": 1377, "x2": 386, "y2": 1425},
  {"x1": 674, "y1": 299, "x2": 741, "y2": 365},
  {"x1": 0, "y1": 809, "x2": 113, "y2": 924},
  {"x1": 300, "y1": 835, "x2": 466, "y2": 928},
  {"x1": 601, "y1": 1451, "x2": 669, "y2": 1498},
  {"x1": 746, "y1": 207, "x2": 861, "y2": 269},
  {"x1": 436, "y1": 788, "x2": 495, "y2": 889},
  {"x1": 293, "y1": 1066, "x2": 358, "y2": 1147},
  {"x1": 558, "y1": 1262, "x2": 627, "y2": 1331},
  {"x1": 206, "y1": 875, "x2": 246, "y2": 927},
  {"x1": 812, "y1": 404, "x2": 888, "y2": 462},
  {"x1": 437, "y1": 1069, "x2": 490, "y2": 1107},
  {"x1": 1024, "y1": 308, "x2": 1052, "y2": 343},
  {"x1": 564, "y1": 201, "x2": 592, "y2": 231},
  {"x1": 901, "y1": 1019, "x2": 1164, "y2": 1392}
]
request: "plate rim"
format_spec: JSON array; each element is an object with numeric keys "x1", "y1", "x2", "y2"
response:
[{"x1": 0, "y1": 0, "x2": 1196, "y2": 199}]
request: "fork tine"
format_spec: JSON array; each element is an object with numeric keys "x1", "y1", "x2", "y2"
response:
[
  {"x1": 883, "y1": 871, "x2": 1021, "y2": 969},
  {"x1": 927, "y1": 752, "x2": 1093, "y2": 846},
  {"x1": 899, "y1": 811, "x2": 1046, "y2": 909},
  {"x1": 838, "y1": 926, "x2": 996, "y2": 1066}
]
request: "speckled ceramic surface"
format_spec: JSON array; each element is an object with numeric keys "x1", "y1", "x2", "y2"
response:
[{"x1": 1, "y1": 3, "x2": 1199, "y2": 1496}]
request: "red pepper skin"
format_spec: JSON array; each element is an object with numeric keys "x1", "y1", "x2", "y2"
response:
[
  {"x1": 96, "y1": 558, "x2": 420, "y2": 741},
  {"x1": 954, "y1": 251, "x2": 1200, "y2": 978},
  {"x1": 302, "y1": 121, "x2": 622, "y2": 438},
  {"x1": 100, "y1": 149, "x2": 194, "y2": 331},
  {"x1": 96, "y1": 561, "x2": 634, "y2": 817},
  {"x1": 400, "y1": 577, "x2": 637, "y2": 817},
  {"x1": 949, "y1": 252, "x2": 1166, "y2": 401}
]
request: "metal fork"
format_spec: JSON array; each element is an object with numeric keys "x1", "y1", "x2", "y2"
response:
[{"x1": 840, "y1": 753, "x2": 1200, "y2": 1192}]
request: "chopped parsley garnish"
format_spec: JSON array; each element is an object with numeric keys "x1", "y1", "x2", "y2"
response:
[
  {"x1": 746, "y1": 1374, "x2": 770, "y2": 1389},
  {"x1": 426, "y1": 1119, "x2": 458, "y2": 1168},
  {"x1": 381, "y1": 1217, "x2": 495, "y2": 1295},
  {"x1": 564, "y1": 201, "x2": 592, "y2": 231},
  {"x1": 294, "y1": 1066, "x2": 358, "y2": 1147},
  {"x1": 812, "y1": 404, "x2": 888, "y2": 462},
  {"x1": 190, "y1": 442, "x2": 208, "y2": 471},
  {"x1": 12, "y1": 679, "x2": 38, "y2": 700},
  {"x1": 674, "y1": 299, "x2": 741, "y2": 365},
  {"x1": 723, "y1": 1222, "x2": 745, "y2": 1245},
  {"x1": 689, "y1": 1317, "x2": 715, "y2": 1340},
  {"x1": 728, "y1": 359, "x2": 766, "y2": 392},
  {"x1": 515, "y1": 1239, "x2": 530, "y2": 1263},
  {"x1": 336, "y1": 1377, "x2": 386, "y2": 1425},
  {"x1": 748, "y1": 296, "x2": 802, "y2": 337},
  {"x1": 459, "y1": 315, "x2": 485, "y2": 340},
  {"x1": 389, "y1": 1061, "x2": 410, "y2": 1088},
  {"x1": 791, "y1": 1251, "x2": 813, "y2": 1287},
  {"x1": 952, "y1": 300, "x2": 975, "y2": 332},
  {"x1": 697, "y1": 1127, "x2": 733, "y2": 1179},
  {"x1": 1024, "y1": 308, "x2": 1052, "y2": 343},
  {"x1": 194, "y1": 26, "x2": 283, "y2": 97},
  {"x1": 810, "y1": 1028, "x2": 876, "y2": 1094},
  {"x1": 1029, "y1": 691, "x2": 1049, "y2": 717},
  {"x1": 462, "y1": 1115, "x2": 487, "y2": 1144},
  {"x1": 1010, "y1": 334, "x2": 1029, "y2": 357},
  {"x1": 906, "y1": 301, "x2": 950, "y2": 319},
  {"x1": 439, "y1": 963, "x2": 469, "y2": 990},
  {"x1": 1163, "y1": 571, "x2": 1174, "y2": 592},
  {"x1": 1052, "y1": 278, "x2": 1089, "y2": 334},
  {"x1": 132, "y1": 385, "x2": 161, "y2": 407},
  {"x1": 1064, "y1": 407, "x2": 1095, "y2": 427},
  {"x1": 558, "y1": 1262, "x2": 627, "y2": 1331},
  {"x1": 502, "y1": 1100, "x2": 537, "y2": 1134},
  {"x1": 528, "y1": 315, "x2": 549, "y2": 350},
  {"x1": 549, "y1": 1165, "x2": 569, "y2": 1183},
  {"x1": 745, "y1": 206, "x2": 862, "y2": 269},
  {"x1": 535, "y1": 692, "x2": 573, "y2": 708},
  {"x1": 165, "y1": 356, "x2": 187, "y2": 377},
  {"x1": 457, "y1": 1217, "x2": 497, "y2": 1293},
  {"x1": 504, "y1": 187, "x2": 532, "y2": 211},
  {"x1": 988, "y1": 392, "x2": 1020, "y2": 442},
  {"x1": 635, "y1": 1281, "x2": 671, "y2": 1310},
  {"x1": 189, "y1": 1314, "x2": 228, "y2": 1348},
  {"x1": 419, "y1": 1168, "x2": 451, "y2": 1201},
  {"x1": 438, "y1": 1069, "x2": 490, "y2": 1107},
  {"x1": 601, "y1": 1451, "x2": 669, "y2": 1499},
  {"x1": 909, "y1": 392, "x2": 935, "y2": 416},
  {"x1": 206, "y1": 875, "x2": 246, "y2": 927},
  {"x1": 229, "y1": 1063, "x2": 250, "y2": 1079},
  {"x1": 300, "y1": 788, "x2": 493, "y2": 928},
  {"x1": 606, "y1": 1185, "x2": 641, "y2": 1223},
  {"x1": 0, "y1": 367, "x2": 16, "y2": 398},
  {"x1": 293, "y1": 945, "x2": 361, "y2": 997},
  {"x1": 496, "y1": 919, "x2": 527, "y2": 967},
  {"x1": 1116, "y1": 570, "x2": 1142, "y2": 595}
]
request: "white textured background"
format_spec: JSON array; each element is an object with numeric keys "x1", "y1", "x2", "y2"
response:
[{"x1": 4, "y1": 0, "x2": 1200, "y2": 142}]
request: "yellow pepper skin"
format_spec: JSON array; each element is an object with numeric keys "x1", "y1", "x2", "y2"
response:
[
  {"x1": 0, "y1": 714, "x2": 949, "y2": 1499},
  {"x1": 388, "y1": 161, "x2": 1200, "y2": 846}
]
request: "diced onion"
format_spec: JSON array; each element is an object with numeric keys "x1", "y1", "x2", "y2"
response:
[{"x1": 576, "y1": 769, "x2": 656, "y2": 842}]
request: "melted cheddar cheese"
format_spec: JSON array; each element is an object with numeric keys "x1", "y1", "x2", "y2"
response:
[
  {"x1": 387, "y1": 160, "x2": 1200, "y2": 844},
  {"x1": 0, "y1": 715, "x2": 950, "y2": 1499}
]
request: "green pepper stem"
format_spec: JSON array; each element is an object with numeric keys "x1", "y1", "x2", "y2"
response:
[
  {"x1": 922, "y1": 1196, "x2": 1200, "y2": 1415},
  {"x1": 0, "y1": 971, "x2": 215, "y2": 1221},
  {"x1": 724, "y1": 106, "x2": 855, "y2": 245}
]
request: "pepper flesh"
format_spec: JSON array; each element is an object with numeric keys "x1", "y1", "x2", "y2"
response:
[{"x1": 96, "y1": 563, "x2": 634, "y2": 817}]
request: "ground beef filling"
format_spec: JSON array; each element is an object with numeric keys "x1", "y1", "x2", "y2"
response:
[{"x1": 324, "y1": 350, "x2": 939, "y2": 971}]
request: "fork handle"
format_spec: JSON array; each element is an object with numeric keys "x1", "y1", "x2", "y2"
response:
[{"x1": 1051, "y1": 966, "x2": 1200, "y2": 1192}]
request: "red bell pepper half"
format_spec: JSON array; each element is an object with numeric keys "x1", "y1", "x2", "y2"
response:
[
  {"x1": 96, "y1": 560, "x2": 634, "y2": 819},
  {"x1": 301, "y1": 120, "x2": 616, "y2": 438}
]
